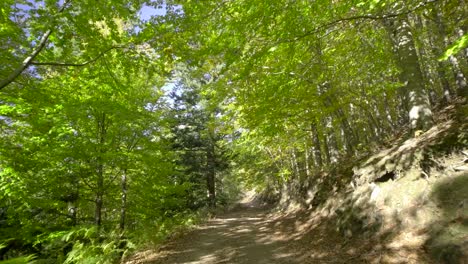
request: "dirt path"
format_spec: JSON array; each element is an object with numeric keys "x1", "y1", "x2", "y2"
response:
[
  {"x1": 126, "y1": 201, "x2": 434, "y2": 264},
  {"x1": 127, "y1": 202, "x2": 343, "y2": 264}
]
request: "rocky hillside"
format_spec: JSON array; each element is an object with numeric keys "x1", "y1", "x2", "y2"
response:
[{"x1": 275, "y1": 98, "x2": 468, "y2": 264}]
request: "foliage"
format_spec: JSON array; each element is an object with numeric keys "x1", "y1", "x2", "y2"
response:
[
  {"x1": 439, "y1": 34, "x2": 468, "y2": 61},
  {"x1": 1, "y1": 0, "x2": 466, "y2": 262}
]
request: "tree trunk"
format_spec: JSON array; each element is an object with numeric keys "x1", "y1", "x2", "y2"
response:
[
  {"x1": 383, "y1": 92, "x2": 396, "y2": 132},
  {"x1": 433, "y1": 8, "x2": 467, "y2": 97},
  {"x1": 430, "y1": 18, "x2": 453, "y2": 104},
  {"x1": 66, "y1": 172, "x2": 80, "y2": 226},
  {"x1": 457, "y1": 28, "x2": 468, "y2": 63},
  {"x1": 120, "y1": 169, "x2": 127, "y2": 231},
  {"x1": 393, "y1": 16, "x2": 433, "y2": 131},
  {"x1": 323, "y1": 116, "x2": 339, "y2": 164},
  {"x1": 338, "y1": 112, "x2": 355, "y2": 155},
  {"x1": 95, "y1": 113, "x2": 106, "y2": 227},
  {"x1": 206, "y1": 142, "x2": 216, "y2": 208},
  {"x1": 366, "y1": 105, "x2": 381, "y2": 141},
  {"x1": 95, "y1": 179, "x2": 103, "y2": 227},
  {"x1": 290, "y1": 148, "x2": 300, "y2": 178},
  {"x1": 448, "y1": 51, "x2": 468, "y2": 96},
  {"x1": 67, "y1": 201, "x2": 77, "y2": 226},
  {"x1": 304, "y1": 141, "x2": 311, "y2": 177},
  {"x1": 310, "y1": 123, "x2": 323, "y2": 168}
]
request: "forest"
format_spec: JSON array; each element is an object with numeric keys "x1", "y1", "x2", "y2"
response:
[{"x1": 0, "y1": 0, "x2": 467, "y2": 263}]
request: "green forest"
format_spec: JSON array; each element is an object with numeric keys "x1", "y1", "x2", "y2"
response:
[{"x1": 0, "y1": 0, "x2": 467, "y2": 263}]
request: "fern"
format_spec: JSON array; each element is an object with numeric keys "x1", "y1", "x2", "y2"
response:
[{"x1": 0, "y1": 255, "x2": 36, "y2": 264}]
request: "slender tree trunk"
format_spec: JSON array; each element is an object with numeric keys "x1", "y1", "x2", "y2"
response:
[
  {"x1": 120, "y1": 169, "x2": 127, "y2": 231},
  {"x1": 291, "y1": 148, "x2": 300, "y2": 178},
  {"x1": 457, "y1": 28, "x2": 468, "y2": 63},
  {"x1": 310, "y1": 123, "x2": 323, "y2": 168},
  {"x1": 445, "y1": 31, "x2": 468, "y2": 96},
  {"x1": 66, "y1": 172, "x2": 79, "y2": 226},
  {"x1": 95, "y1": 113, "x2": 106, "y2": 227},
  {"x1": 304, "y1": 141, "x2": 311, "y2": 177},
  {"x1": 323, "y1": 116, "x2": 339, "y2": 164},
  {"x1": 95, "y1": 171, "x2": 104, "y2": 227},
  {"x1": 265, "y1": 147, "x2": 283, "y2": 171},
  {"x1": 372, "y1": 101, "x2": 386, "y2": 138},
  {"x1": 413, "y1": 14, "x2": 435, "y2": 97},
  {"x1": 314, "y1": 41, "x2": 342, "y2": 162},
  {"x1": 321, "y1": 82, "x2": 356, "y2": 155},
  {"x1": 206, "y1": 142, "x2": 216, "y2": 208},
  {"x1": 67, "y1": 201, "x2": 77, "y2": 226},
  {"x1": 448, "y1": 51, "x2": 468, "y2": 96},
  {"x1": 414, "y1": 15, "x2": 440, "y2": 105},
  {"x1": 434, "y1": 8, "x2": 467, "y2": 97},
  {"x1": 430, "y1": 19, "x2": 453, "y2": 104},
  {"x1": 366, "y1": 106, "x2": 381, "y2": 141},
  {"x1": 383, "y1": 92, "x2": 396, "y2": 132},
  {"x1": 338, "y1": 114, "x2": 355, "y2": 155}
]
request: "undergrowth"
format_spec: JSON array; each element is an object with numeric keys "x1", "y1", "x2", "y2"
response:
[{"x1": 0, "y1": 210, "x2": 208, "y2": 264}]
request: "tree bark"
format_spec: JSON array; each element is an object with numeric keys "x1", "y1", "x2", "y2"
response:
[
  {"x1": 383, "y1": 92, "x2": 396, "y2": 131},
  {"x1": 120, "y1": 169, "x2": 127, "y2": 231},
  {"x1": 304, "y1": 141, "x2": 311, "y2": 177},
  {"x1": 323, "y1": 116, "x2": 339, "y2": 164},
  {"x1": 67, "y1": 200, "x2": 77, "y2": 226},
  {"x1": 393, "y1": 16, "x2": 433, "y2": 131},
  {"x1": 336, "y1": 107, "x2": 356, "y2": 155},
  {"x1": 0, "y1": 0, "x2": 70, "y2": 90},
  {"x1": 433, "y1": 8, "x2": 467, "y2": 97},
  {"x1": 290, "y1": 148, "x2": 300, "y2": 178},
  {"x1": 448, "y1": 51, "x2": 468, "y2": 97},
  {"x1": 310, "y1": 123, "x2": 323, "y2": 168},
  {"x1": 0, "y1": 30, "x2": 52, "y2": 90},
  {"x1": 457, "y1": 28, "x2": 468, "y2": 63},
  {"x1": 206, "y1": 142, "x2": 216, "y2": 208},
  {"x1": 95, "y1": 179, "x2": 103, "y2": 227},
  {"x1": 95, "y1": 113, "x2": 106, "y2": 227}
]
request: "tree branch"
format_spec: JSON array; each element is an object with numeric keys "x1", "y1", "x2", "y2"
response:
[
  {"x1": 0, "y1": 29, "x2": 53, "y2": 90},
  {"x1": 0, "y1": 0, "x2": 71, "y2": 91},
  {"x1": 31, "y1": 46, "x2": 126, "y2": 67},
  {"x1": 283, "y1": 0, "x2": 440, "y2": 43}
]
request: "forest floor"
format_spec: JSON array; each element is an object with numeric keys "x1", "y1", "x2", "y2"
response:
[
  {"x1": 125, "y1": 197, "x2": 432, "y2": 264},
  {"x1": 125, "y1": 200, "x2": 358, "y2": 264}
]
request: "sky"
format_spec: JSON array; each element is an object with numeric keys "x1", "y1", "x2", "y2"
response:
[
  {"x1": 9, "y1": 0, "x2": 176, "y2": 94},
  {"x1": 139, "y1": 4, "x2": 167, "y2": 21},
  {"x1": 13, "y1": 1, "x2": 167, "y2": 22},
  {"x1": 138, "y1": 4, "x2": 177, "y2": 99}
]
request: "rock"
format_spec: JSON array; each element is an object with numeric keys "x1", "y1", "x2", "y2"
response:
[
  {"x1": 345, "y1": 229, "x2": 352, "y2": 238},
  {"x1": 453, "y1": 165, "x2": 468, "y2": 171},
  {"x1": 370, "y1": 183, "x2": 381, "y2": 201}
]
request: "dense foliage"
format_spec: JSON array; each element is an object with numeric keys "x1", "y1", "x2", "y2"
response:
[{"x1": 0, "y1": 0, "x2": 466, "y2": 263}]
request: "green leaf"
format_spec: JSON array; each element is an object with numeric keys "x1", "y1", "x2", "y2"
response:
[
  {"x1": 0, "y1": 255, "x2": 36, "y2": 264},
  {"x1": 439, "y1": 34, "x2": 468, "y2": 61}
]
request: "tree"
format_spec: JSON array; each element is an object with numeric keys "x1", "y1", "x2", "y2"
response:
[
  {"x1": 166, "y1": 0, "x2": 466, "y2": 198},
  {"x1": 168, "y1": 69, "x2": 228, "y2": 208},
  {"x1": 0, "y1": 0, "x2": 157, "y2": 90},
  {"x1": 383, "y1": 4, "x2": 433, "y2": 131},
  {"x1": 1, "y1": 0, "x2": 466, "y2": 261}
]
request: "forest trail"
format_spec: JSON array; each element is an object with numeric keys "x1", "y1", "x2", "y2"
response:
[{"x1": 126, "y1": 201, "x2": 351, "y2": 264}]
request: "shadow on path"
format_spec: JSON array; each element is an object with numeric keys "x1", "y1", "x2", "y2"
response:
[{"x1": 127, "y1": 201, "x2": 349, "y2": 264}]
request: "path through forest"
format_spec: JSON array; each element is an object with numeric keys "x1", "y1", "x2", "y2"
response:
[{"x1": 127, "y1": 200, "x2": 363, "y2": 264}]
